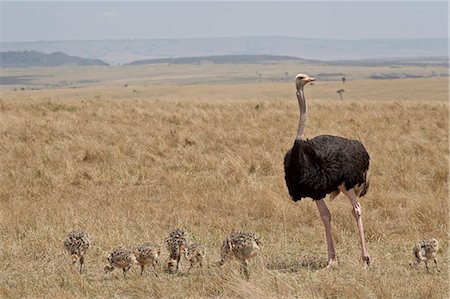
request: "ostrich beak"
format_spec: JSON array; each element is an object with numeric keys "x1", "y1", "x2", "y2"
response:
[{"x1": 308, "y1": 77, "x2": 315, "y2": 82}]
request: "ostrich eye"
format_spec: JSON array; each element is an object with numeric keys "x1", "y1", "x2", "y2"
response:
[{"x1": 298, "y1": 76, "x2": 304, "y2": 80}]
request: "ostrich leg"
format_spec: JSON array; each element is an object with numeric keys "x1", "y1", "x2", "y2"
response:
[
  {"x1": 434, "y1": 258, "x2": 440, "y2": 272},
  {"x1": 338, "y1": 185, "x2": 370, "y2": 266},
  {"x1": 79, "y1": 256, "x2": 84, "y2": 273},
  {"x1": 315, "y1": 199, "x2": 337, "y2": 267}
]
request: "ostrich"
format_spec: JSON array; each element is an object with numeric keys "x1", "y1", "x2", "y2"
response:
[
  {"x1": 63, "y1": 229, "x2": 90, "y2": 273},
  {"x1": 182, "y1": 243, "x2": 206, "y2": 273},
  {"x1": 284, "y1": 74, "x2": 370, "y2": 268},
  {"x1": 165, "y1": 228, "x2": 190, "y2": 274},
  {"x1": 410, "y1": 238, "x2": 440, "y2": 273},
  {"x1": 104, "y1": 247, "x2": 136, "y2": 277},
  {"x1": 134, "y1": 242, "x2": 161, "y2": 276},
  {"x1": 219, "y1": 231, "x2": 261, "y2": 280},
  {"x1": 336, "y1": 89, "x2": 345, "y2": 101}
]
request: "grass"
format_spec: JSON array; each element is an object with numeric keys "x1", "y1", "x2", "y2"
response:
[
  {"x1": 0, "y1": 77, "x2": 448, "y2": 298},
  {"x1": 1, "y1": 61, "x2": 447, "y2": 90}
]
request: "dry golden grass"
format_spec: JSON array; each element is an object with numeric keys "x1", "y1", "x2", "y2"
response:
[
  {"x1": 1, "y1": 62, "x2": 447, "y2": 89},
  {"x1": 0, "y1": 77, "x2": 448, "y2": 298}
]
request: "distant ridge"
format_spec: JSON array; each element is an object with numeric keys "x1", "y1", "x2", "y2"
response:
[
  {"x1": 126, "y1": 54, "x2": 311, "y2": 65},
  {"x1": 1, "y1": 37, "x2": 447, "y2": 64},
  {"x1": 1, "y1": 51, "x2": 447, "y2": 69},
  {"x1": 327, "y1": 56, "x2": 449, "y2": 67},
  {"x1": 0, "y1": 51, "x2": 109, "y2": 68}
]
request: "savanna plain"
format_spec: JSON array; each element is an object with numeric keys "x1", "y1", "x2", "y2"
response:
[{"x1": 0, "y1": 63, "x2": 448, "y2": 298}]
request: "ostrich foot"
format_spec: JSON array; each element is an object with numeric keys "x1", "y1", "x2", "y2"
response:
[
  {"x1": 362, "y1": 255, "x2": 370, "y2": 267},
  {"x1": 325, "y1": 259, "x2": 338, "y2": 269}
]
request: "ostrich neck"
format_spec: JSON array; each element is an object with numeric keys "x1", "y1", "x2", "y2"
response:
[
  {"x1": 184, "y1": 252, "x2": 191, "y2": 261},
  {"x1": 296, "y1": 87, "x2": 307, "y2": 139}
]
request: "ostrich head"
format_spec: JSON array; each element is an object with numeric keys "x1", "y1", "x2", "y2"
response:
[{"x1": 295, "y1": 73, "x2": 315, "y2": 90}]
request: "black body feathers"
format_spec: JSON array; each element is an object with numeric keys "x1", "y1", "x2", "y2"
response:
[{"x1": 284, "y1": 135, "x2": 370, "y2": 201}]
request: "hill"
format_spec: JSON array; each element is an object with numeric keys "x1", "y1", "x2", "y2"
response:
[
  {"x1": 327, "y1": 56, "x2": 449, "y2": 67},
  {"x1": 0, "y1": 51, "x2": 109, "y2": 68},
  {"x1": 1, "y1": 37, "x2": 447, "y2": 65},
  {"x1": 126, "y1": 54, "x2": 310, "y2": 65}
]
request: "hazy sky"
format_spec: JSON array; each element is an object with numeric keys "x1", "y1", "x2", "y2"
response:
[{"x1": 1, "y1": 1, "x2": 448, "y2": 42}]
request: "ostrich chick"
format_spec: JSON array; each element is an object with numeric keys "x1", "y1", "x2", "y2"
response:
[
  {"x1": 135, "y1": 242, "x2": 161, "y2": 276},
  {"x1": 182, "y1": 243, "x2": 206, "y2": 273},
  {"x1": 411, "y1": 238, "x2": 440, "y2": 273},
  {"x1": 165, "y1": 228, "x2": 190, "y2": 274},
  {"x1": 63, "y1": 229, "x2": 90, "y2": 273},
  {"x1": 220, "y1": 231, "x2": 261, "y2": 280},
  {"x1": 104, "y1": 247, "x2": 136, "y2": 277}
]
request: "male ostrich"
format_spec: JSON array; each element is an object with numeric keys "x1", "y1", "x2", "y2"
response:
[{"x1": 284, "y1": 74, "x2": 370, "y2": 267}]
